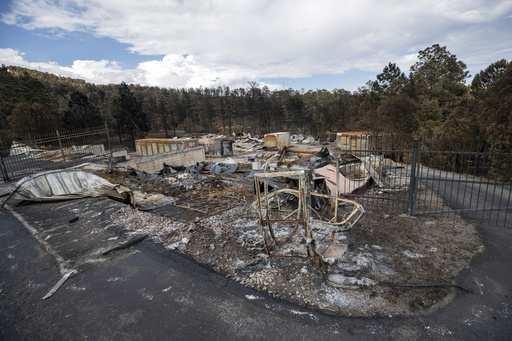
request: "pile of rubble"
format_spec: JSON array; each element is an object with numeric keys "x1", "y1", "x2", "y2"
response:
[
  {"x1": 5, "y1": 137, "x2": 483, "y2": 317},
  {"x1": 105, "y1": 164, "x2": 481, "y2": 316},
  {"x1": 102, "y1": 142, "x2": 482, "y2": 316}
]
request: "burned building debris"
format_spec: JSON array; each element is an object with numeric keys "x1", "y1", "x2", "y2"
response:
[
  {"x1": 1, "y1": 169, "x2": 135, "y2": 208},
  {"x1": 2, "y1": 132, "x2": 484, "y2": 317},
  {"x1": 253, "y1": 169, "x2": 364, "y2": 266},
  {"x1": 197, "y1": 137, "x2": 233, "y2": 157},
  {"x1": 264, "y1": 132, "x2": 291, "y2": 151}
]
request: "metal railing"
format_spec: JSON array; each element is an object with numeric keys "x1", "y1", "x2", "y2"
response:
[
  {"x1": 412, "y1": 136, "x2": 511, "y2": 227},
  {"x1": 336, "y1": 134, "x2": 511, "y2": 227},
  {"x1": 0, "y1": 125, "x2": 111, "y2": 181}
]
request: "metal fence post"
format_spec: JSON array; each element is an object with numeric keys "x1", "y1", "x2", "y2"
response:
[
  {"x1": 0, "y1": 155, "x2": 9, "y2": 182},
  {"x1": 407, "y1": 138, "x2": 419, "y2": 215},
  {"x1": 56, "y1": 130, "x2": 66, "y2": 162},
  {"x1": 105, "y1": 123, "x2": 111, "y2": 152}
]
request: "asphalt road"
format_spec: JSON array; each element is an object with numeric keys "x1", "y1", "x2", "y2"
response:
[{"x1": 1, "y1": 183, "x2": 511, "y2": 340}]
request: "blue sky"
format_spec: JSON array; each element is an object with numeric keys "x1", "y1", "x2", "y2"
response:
[{"x1": 1, "y1": 0, "x2": 511, "y2": 92}]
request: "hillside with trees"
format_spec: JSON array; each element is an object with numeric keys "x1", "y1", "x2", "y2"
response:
[{"x1": 0, "y1": 44, "x2": 510, "y2": 156}]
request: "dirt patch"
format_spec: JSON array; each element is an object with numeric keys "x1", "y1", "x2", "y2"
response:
[{"x1": 102, "y1": 167, "x2": 483, "y2": 317}]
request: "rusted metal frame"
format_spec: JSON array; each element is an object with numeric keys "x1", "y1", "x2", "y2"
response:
[
  {"x1": 266, "y1": 223, "x2": 280, "y2": 247},
  {"x1": 309, "y1": 192, "x2": 364, "y2": 232},
  {"x1": 262, "y1": 219, "x2": 305, "y2": 245},
  {"x1": 309, "y1": 217, "x2": 349, "y2": 232},
  {"x1": 264, "y1": 146, "x2": 289, "y2": 166},
  {"x1": 253, "y1": 188, "x2": 301, "y2": 201},
  {"x1": 278, "y1": 148, "x2": 287, "y2": 163},
  {"x1": 286, "y1": 149, "x2": 317, "y2": 155},
  {"x1": 310, "y1": 192, "x2": 363, "y2": 221},
  {"x1": 290, "y1": 181, "x2": 305, "y2": 243},
  {"x1": 282, "y1": 207, "x2": 301, "y2": 221},
  {"x1": 270, "y1": 199, "x2": 303, "y2": 246},
  {"x1": 262, "y1": 189, "x2": 303, "y2": 242},
  {"x1": 254, "y1": 171, "x2": 309, "y2": 257},
  {"x1": 254, "y1": 175, "x2": 264, "y2": 224},
  {"x1": 261, "y1": 223, "x2": 309, "y2": 258},
  {"x1": 171, "y1": 203, "x2": 208, "y2": 214},
  {"x1": 261, "y1": 227, "x2": 271, "y2": 255},
  {"x1": 266, "y1": 154, "x2": 278, "y2": 164},
  {"x1": 253, "y1": 174, "x2": 304, "y2": 223},
  {"x1": 262, "y1": 175, "x2": 282, "y2": 246},
  {"x1": 252, "y1": 188, "x2": 301, "y2": 215},
  {"x1": 255, "y1": 170, "x2": 346, "y2": 261}
]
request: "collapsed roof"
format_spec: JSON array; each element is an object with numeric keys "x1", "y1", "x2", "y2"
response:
[{"x1": 2, "y1": 170, "x2": 135, "y2": 208}]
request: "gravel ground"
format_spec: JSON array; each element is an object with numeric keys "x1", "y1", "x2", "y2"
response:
[{"x1": 103, "y1": 167, "x2": 483, "y2": 317}]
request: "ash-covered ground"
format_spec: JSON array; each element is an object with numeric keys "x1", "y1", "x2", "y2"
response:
[{"x1": 99, "y1": 163, "x2": 483, "y2": 317}]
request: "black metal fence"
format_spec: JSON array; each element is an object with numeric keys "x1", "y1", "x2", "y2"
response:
[
  {"x1": 0, "y1": 125, "x2": 111, "y2": 181},
  {"x1": 412, "y1": 134, "x2": 511, "y2": 227},
  {"x1": 335, "y1": 133, "x2": 511, "y2": 227}
]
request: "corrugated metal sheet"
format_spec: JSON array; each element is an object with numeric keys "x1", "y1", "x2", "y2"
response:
[
  {"x1": 2, "y1": 170, "x2": 134, "y2": 207},
  {"x1": 135, "y1": 139, "x2": 198, "y2": 156}
]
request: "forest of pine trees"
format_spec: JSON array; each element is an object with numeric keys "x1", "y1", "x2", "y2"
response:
[{"x1": 0, "y1": 44, "x2": 510, "y2": 157}]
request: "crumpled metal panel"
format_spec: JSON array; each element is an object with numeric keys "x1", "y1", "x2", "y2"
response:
[{"x1": 2, "y1": 170, "x2": 134, "y2": 207}]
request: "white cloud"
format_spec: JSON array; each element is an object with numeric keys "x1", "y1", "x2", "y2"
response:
[
  {"x1": 60, "y1": 59, "x2": 141, "y2": 84},
  {"x1": 136, "y1": 54, "x2": 255, "y2": 89},
  {"x1": 1, "y1": 0, "x2": 511, "y2": 90},
  {"x1": 0, "y1": 48, "x2": 137, "y2": 84},
  {"x1": 0, "y1": 47, "x2": 61, "y2": 71},
  {"x1": 0, "y1": 48, "x2": 27, "y2": 64},
  {"x1": 0, "y1": 48, "x2": 278, "y2": 89}
]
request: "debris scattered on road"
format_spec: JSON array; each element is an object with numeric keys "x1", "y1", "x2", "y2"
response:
[
  {"x1": 42, "y1": 269, "x2": 77, "y2": 300},
  {"x1": 68, "y1": 217, "x2": 79, "y2": 223},
  {"x1": 102, "y1": 234, "x2": 148, "y2": 255}
]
